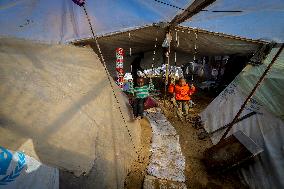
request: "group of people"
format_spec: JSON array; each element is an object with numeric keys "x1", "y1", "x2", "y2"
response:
[{"x1": 129, "y1": 76, "x2": 196, "y2": 121}]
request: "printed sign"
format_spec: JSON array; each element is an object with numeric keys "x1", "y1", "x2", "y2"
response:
[{"x1": 0, "y1": 147, "x2": 26, "y2": 185}]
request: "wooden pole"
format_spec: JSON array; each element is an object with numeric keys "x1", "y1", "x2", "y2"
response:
[
  {"x1": 164, "y1": 50, "x2": 170, "y2": 106},
  {"x1": 163, "y1": 31, "x2": 171, "y2": 106},
  {"x1": 220, "y1": 44, "x2": 284, "y2": 142}
]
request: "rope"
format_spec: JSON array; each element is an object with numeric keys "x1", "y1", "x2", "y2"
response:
[
  {"x1": 151, "y1": 31, "x2": 159, "y2": 78},
  {"x1": 82, "y1": 4, "x2": 141, "y2": 161},
  {"x1": 153, "y1": 0, "x2": 184, "y2": 11},
  {"x1": 153, "y1": 0, "x2": 242, "y2": 13},
  {"x1": 209, "y1": 111, "x2": 257, "y2": 136},
  {"x1": 191, "y1": 31, "x2": 198, "y2": 81}
]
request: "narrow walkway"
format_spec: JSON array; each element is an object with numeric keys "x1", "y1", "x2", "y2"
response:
[{"x1": 143, "y1": 108, "x2": 187, "y2": 189}]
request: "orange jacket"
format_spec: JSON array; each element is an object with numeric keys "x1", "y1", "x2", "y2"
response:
[
  {"x1": 171, "y1": 84, "x2": 196, "y2": 101},
  {"x1": 168, "y1": 83, "x2": 175, "y2": 94}
]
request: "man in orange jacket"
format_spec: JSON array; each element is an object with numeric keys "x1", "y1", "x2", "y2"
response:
[{"x1": 168, "y1": 78, "x2": 196, "y2": 121}]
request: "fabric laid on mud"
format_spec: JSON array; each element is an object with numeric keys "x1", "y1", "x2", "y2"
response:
[
  {"x1": 145, "y1": 108, "x2": 186, "y2": 183},
  {"x1": 0, "y1": 37, "x2": 141, "y2": 188},
  {"x1": 143, "y1": 175, "x2": 187, "y2": 189}
]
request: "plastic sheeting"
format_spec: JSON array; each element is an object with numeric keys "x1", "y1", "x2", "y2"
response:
[
  {"x1": 143, "y1": 175, "x2": 187, "y2": 189},
  {"x1": 237, "y1": 47, "x2": 284, "y2": 120},
  {"x1": 0, "y1": 0, "x2": 192, "y2": 43},
  {"x1": 184, "y1": 0, "x2": 284, "y2": 42},
  {"x1": 145, "y1": 108, "x2": 186, "y2": 183},
  {"x1": 0, "y1": 37, "x2": 141, "y2": 188},
  {"x1": 200, "y1": 47, "x2": 284, "y2": 189},
  {"x1": 0, "y1": 147, "x2": 59, "y2": 189},
  {"x1": 1, "y1": 0, "x2": 282, "y2": 44}
]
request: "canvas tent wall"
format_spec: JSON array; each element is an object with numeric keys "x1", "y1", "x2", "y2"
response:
[
  {"x1": 200, "y1": 46, "x2": 284, "y2": 189},
  {"x1": 0, "y1": 37, "x2": 141, "y2": 188}
]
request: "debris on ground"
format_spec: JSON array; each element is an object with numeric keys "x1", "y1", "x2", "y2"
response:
[{"x1": 160, "y1": 94, "x2": 249, "y2": 189}]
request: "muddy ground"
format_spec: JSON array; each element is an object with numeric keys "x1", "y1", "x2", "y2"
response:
[
  {"x1": 60, "y1": 93, "x2": 248, "y2": 189},
  {"x1": 161, "y1": 93, "x2": 249, "y2": 189},
  {"x1": 59, "y1": 118, "x2": 152, "y2": 189},
  {"x1": 124, "y1": 118, "x2": 152, "y2": 189}
]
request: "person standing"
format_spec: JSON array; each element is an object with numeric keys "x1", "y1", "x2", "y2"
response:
[
  {"x1": 168, "y1": 78, "x2": 196, "y2": 121},
  {"x1": 130, "y1": 77, "x2": 154, "y2": 119}
]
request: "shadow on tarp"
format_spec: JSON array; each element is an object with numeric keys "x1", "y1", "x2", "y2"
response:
[
  {"x1": 0, "y1": 37, "x2": 140, "y2": 188},
  {"x1": 0, "y1": 79, "x2": 105, "y2": 160},
  {"x1": 0, "y1": 79, "x2": 137, "y2": 188}
]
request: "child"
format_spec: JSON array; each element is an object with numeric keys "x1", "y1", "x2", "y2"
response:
[
  {"x1": 168, "y1": 78, "x2": 196, "y2": 121},
  {"x1": 130, "y1": 77, "x2": 154, "y2": 119}
]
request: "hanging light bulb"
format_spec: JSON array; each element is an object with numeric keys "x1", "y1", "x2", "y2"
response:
[{"x1": 128, "y1": 32, "x2": 132, "y2": 56}]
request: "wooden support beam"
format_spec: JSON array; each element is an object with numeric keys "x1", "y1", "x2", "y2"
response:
[{"x1": 170, "y1": 0, "x2": 216, "y2": 26}]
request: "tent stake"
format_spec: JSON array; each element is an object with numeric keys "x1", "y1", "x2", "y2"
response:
[{"x1": 219, "y1": 44, "x2": 284, "y2": 142}]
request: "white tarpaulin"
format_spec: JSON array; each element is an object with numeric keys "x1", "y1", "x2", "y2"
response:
[
  {"x1": 1, "y1": 0, "x2": 282, "y2": 44},
  {"x1": 0, "y1": 37, "x2": 141, "y2": 188},
  {"x1": 0, "y1": 0, "x2": 192, "y2": 43},
  {"x1": 200, "y1": 47, "x2": 284, "y2": 189},
  {"x1": 184, "y1": 0, "x2": 284, "y2": 42}
]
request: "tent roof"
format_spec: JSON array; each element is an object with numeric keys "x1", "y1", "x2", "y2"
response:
[{"x1": 74, "y1": 25, "x2": 265, "y2": 64}]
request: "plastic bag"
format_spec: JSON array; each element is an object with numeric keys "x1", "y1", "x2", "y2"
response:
[{"x1": 144, "y1": 97, "x2": 158, "y2": 110}]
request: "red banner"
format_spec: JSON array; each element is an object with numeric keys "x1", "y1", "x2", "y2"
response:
[{"x1": 115, "y1": 48, "x2": 124, "y2": 88}]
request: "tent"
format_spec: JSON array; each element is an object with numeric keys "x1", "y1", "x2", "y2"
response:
[
  {"x1": 0, "y1": 37, "x2": 141, "y2": 188},
  {"x1": 1, "y1": 0, "x2": 281, "y2": 75},
  {"x1": 200, "y1": 46, "x2": 284, "y2": 189},
  {"x1": 1, "y1": 0, "x2": 283, "y2": 188}
]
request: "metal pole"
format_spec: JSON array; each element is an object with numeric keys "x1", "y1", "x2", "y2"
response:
[{"x1": 220, "y1": 44, "x2": 284, "y2": 142}]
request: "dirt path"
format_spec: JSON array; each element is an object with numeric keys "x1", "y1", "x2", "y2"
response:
[
  {"x1": 125, "y1": 118, "x2": 152, "y2": 189},
  {"x1": 161, "y1": 95, "x2": 249, "y2": 189}
]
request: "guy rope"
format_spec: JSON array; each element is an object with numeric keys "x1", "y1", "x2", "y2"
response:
[
  {"x1": 220, "y1": 43, "x2": 284, "y2": 142},
  {"x1": 73, "y1": 0, "x2": 141, "y2": 161}
]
